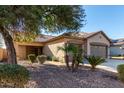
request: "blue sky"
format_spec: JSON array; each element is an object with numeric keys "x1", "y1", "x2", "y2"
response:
[
  {"x1": 44, "y1": 5, "x2": 124, "y2": 39},
  {"x1": 83, "y1": 5, "x2": 124, "y2": 39}
]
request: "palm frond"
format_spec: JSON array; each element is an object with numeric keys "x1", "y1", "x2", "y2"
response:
[{"x1": 85, "y1": 56, "x2": 106, "y2": 69}]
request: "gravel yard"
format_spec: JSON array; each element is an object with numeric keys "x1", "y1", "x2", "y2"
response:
[{"x1": 19, "y1": 61, "x2": 124, "y2": 88}]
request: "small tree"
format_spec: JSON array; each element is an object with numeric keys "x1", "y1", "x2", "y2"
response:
[
  {"x1": 0, "y1": 5, "x2": 86, "y2": 64},
  {"x1": 58, "y1": 44, "x2": 83, "y2": 71},
  {"x1": 69, "y1": 44, "x2": 83, "y2": 72},
  {"x1": 58, "y1": 44, "x2": 73, "y2": 70}
]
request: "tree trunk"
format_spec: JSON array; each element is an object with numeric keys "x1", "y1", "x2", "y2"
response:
[
  {"x1": 71, "y1": 57, "x2": 76, "y2": 72},
  {"x1": 65, "y1": 54, "x2": 70, "y2": 70},
  {"x1": 0, "y1": 26, "x2": 17, "y2": 64},
  {"x1": 91, "y1": 65, "x2": 95, "y2": 70},
  {"x1": 75, "y1": 61, "x2": 79, "y2": 70}
]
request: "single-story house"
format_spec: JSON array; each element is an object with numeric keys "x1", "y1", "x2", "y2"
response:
[
  {"x1": 14, "y1": 30, "x2": 111, "y2": 61},
  {"x1": 0, "y1": 31, "x2": 111, "y2": 61},
  {"x1": 110, "y1": 39, "x2": 124, "y2": 56}
]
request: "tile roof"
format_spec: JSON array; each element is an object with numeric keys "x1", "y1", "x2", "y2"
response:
[
  {"x1": 112, "y1": 42, "x2": 124, "y2": 46},
  {"x1": 111, "y1": 38, "x2": 124, "y2": 46},
  {"x1": 34, "y1": 31, "x2": 111, "y2": 43},
  {"x1": 60, "y1": 31, "x2": 99, "y2": 39},
  {"x1": 35, "y1": 34, "x2": 55, "y2": 42}
]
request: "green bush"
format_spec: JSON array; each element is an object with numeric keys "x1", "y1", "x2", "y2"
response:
[
  {"x1": 0, "y1": 64, "x2": 29, "y2": 87},
  {"x1": 28, "y1": 54, "x2": 36, "y2": 63},
  {"x1": 85, "y1": 56, "x2": 106, "y2": 70},
  {"x1": 52, "y1": 56, "x2": 59, "y2": 62},
  {"x1": 77, "y1": 53, "x2": 83, "y2": 64},
  {"x1": 59, "y1": 58, "x2": 64, "y2": 63},
  {"x1": 37, "y1": 55, "x2": 47, "y2": 64},
  {"x1": 117, "y1": 64, "x2": 124, "y2": 82},
  {"x1": 47, "y1": 56, "x2": 52, "y2": 61}
]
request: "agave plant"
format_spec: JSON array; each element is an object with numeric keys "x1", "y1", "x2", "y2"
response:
[{"x1": 85, "y1": 56, "x2": 106, "y2": 70}]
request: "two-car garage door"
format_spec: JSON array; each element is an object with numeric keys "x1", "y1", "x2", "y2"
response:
[{"x1": 90, "y1": 45, "x2": 107, "y2": 58}]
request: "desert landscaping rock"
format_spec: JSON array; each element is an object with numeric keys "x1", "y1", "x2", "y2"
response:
[{"x1": 19, "y1": 61, "x2": 124, "y2": 88}]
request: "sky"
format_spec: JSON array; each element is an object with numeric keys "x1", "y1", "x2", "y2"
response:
[
  {"x1": 83, "y1": 5, "x2": 124, "y2": 39},
  {"x1": 45, "y1": 5, "x2": 124, "y2": 39}
]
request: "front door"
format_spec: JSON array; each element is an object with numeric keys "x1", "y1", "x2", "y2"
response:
[{"x1": 26, "y1": 46, "x2": 42, "y2": 58}]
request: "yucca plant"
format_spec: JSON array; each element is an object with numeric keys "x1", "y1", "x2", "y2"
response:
[{"x1": 85, "y1": 56, "x2": 106, "y2": 70}]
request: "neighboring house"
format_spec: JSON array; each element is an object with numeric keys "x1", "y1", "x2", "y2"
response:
[
  {"x1": 1, "y1": 31, "x2": 111, "y2": 61},
  {"x1": 110, "y1": 39, "x2": 124, "y2": 56}
]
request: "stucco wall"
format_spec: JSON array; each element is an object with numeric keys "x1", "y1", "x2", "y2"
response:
[
  {"x1": 43, "y1": 39, "x2": 65, "y2": 62},
  {"x1": 43, "y1": 38, "x2": 84, "y2": 62},
  {"x1": 18, "y1": 45, "x2": 26, "y2": 59},
  {"x1": 14, "y1": 43, "x2": 27, "y2": 60},
  {"x1": 0, "y1": 48, "x2": 7, "y2": 61},
  {"x1": 3, "y1": 49, "x2": 7, "y2": 60},
  {"x1": 0, "y1": 48, "x2": 4, "y2": 61},
  {"x1": 87, "y1": 33, "x2": 110, "y2": 57}
]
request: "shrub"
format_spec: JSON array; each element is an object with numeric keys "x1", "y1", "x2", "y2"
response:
[
  {"x1": 52, "y1": 56, "x2": 59, "y2": 62},
  {"x1": 0, "y1": 64, "x2": 29, "y2": 87},
  {"x1": 59, "y1": 58, "x2": 64, "y2": 63},
  {"x1": 47, "y1": 56, "x2": 52, "y2": 61},
  {"x1": 85, "y1": 56, "x2": 106, "y2": 70},
  {"x1": 118, "y1": 55, "x2": 122, "y2": 57},
  {"x1": 77, "y1": 53, "x2": 83, "y2": 64},
  {"x1": 28, "y1": 54, "x2": 36, "y2": 63},
  {"x1": 37, "y1": 55, "x2": 47, "y2": 64},
  {"x1": 117, "y1": 64, "x2": 124, "y2": 82}
]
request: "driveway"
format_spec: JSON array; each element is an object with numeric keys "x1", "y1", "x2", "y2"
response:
[
  {"x1": 101, "y1": 59, "x2": 124, "y2": 70},
  {"x1": 84, "y1": 59, "x2": 124, "y2": 72}
]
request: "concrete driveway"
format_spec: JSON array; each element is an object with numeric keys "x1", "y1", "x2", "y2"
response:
[
  {"x1": 101, "y1": 59, "x2": 124, "y2": 70},
  {"x1": 84, "y1": 59, "x2": 124, "y2": 72}
]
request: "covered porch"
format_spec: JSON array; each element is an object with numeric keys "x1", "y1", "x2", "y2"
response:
[{"x1": 15, "y1": 42, "x2": 44, "y2": 60}]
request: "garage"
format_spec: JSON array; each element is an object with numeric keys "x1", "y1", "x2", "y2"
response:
[{"x1": 90, "y1": 43, "x2": 107, "y2": 58}]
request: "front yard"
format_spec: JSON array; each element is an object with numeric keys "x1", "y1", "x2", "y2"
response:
[{"x1": 18, "y1": 61, "x2": 124, "y2": 88}]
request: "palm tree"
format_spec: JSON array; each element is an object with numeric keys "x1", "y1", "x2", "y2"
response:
[
  {"x1": 69, "y1": 44, "x2": 83, "y2": 72},
  {"x1": 57, "y1": 44, "x2": 73, "y2": 70},
  {"x1": 58, "y1": 44, "x2": 83, "y2": 71}
]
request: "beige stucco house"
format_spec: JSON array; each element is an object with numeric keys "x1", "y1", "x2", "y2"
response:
[{"x1": 0, "y1": 31, "x2": 111, "y2": 61}]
